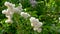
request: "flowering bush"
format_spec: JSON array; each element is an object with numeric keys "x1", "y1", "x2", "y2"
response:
[{"x1": 0, "y1": 0, "x2": 59, "y2": 34}]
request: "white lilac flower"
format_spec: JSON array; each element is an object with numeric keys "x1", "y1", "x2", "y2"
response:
[
  {"x1": 33, "y1": 27, "x2": 42, "y2": 32},
  {"x1": 4, "y1": 2, "x2": 23, "y2": 14},
  {"x1": 2, "y1": 2, "x2": 23, "y2": 23},
  {"x1": 30, "y1": 17, "x2": 39, "y2": 24},
  {"x1": 2, "y1": 9, "x2": 13, "y2": 15},
  {"x1": 5, "y1": 15, "x2": 12, "y2": 23},
  {"x1": 2, "y1": 9, "x2": 13, "y2": 18},
  {"x1": 30, "y1": 17, "x2": 42, "y2": 27},
  {"x1": 2, "y1": 10, "x2": 7, "y2": 14},
  {"x1": 33, "y1": 27, "x2": 38, "y2": 31},
  {"x1": 4, "y1": 2, "x2": 15, "y2": 14},
  {"x1": 7, "y1": 9, "x2": 13, "y2": 15},
  {"x1": 36, "y1": 28, "x2": 42, "y2": 32},
  {"x1": 4, "y1": 1, "x2": 15, "y2": 9},
  {"x1": 14, "y1": 3, "x2": 23, "y2": 13},
  {"x1": 30, "y1": 17, "x2": 43, "y2": 32},
  {"x1": 5, "y1": 18, "x2": 13, "y2": 23},
  {"x1": 20, "y1": 12, "x2": 30, "y2": 18},
  {"x1": 33, "y1": 26, "x2": 42, "y2": 33},
  {"x1": 2, "y1": 9, "x2": 13, "y2": 23},
  {"x1": 14, "y1": 7, "x2": 22, "y2": 14},
  {"x1": 18, "y1": 3, "x2": 22, "y2": 10},
  {"x1": 4, "y1": 2, "x2": 22, "y2": 13},
  {"x1": 6, "y1": 15, "x2": 12, "y2": 19},
  {"x1": 4, "y1": 2, "x2": 15, "y2": 13},
  {"x1": 34, "y1": 22, "x2": 43, "y2": 28}
]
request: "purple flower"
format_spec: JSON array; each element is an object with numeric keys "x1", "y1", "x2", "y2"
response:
[{"x1": 29, "y1": 0, "x2": 37, "y2": 7}]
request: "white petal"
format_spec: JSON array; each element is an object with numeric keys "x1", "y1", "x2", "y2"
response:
[
  {"x1": 37, "y1": 28, "x2": 42, "y2": 32},
  {"x1": 33, "y1": 27, "x2": 38, "y2": 31},
  {"x1": 21, "y1": 12, "x2": 30, "y2": 18},
  {"x1": 2, "y1": 10, "x2": 7, "y2": 14},
  {"x1": 5, "y1": 19, "x2": 13, "y2": 23}
]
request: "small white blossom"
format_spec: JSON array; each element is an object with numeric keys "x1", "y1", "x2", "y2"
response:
[
  {"x1": 33, "y1": 27, "x2": 38, "y2": 31},
  {"x1": 30, "y1": 17, "x2": 42, "y2": 27},
  {"x1": 4, "y1": 1, "x2": 15, "y2": 8},
  {"x1": 2, "y1": 10, "x2": 7, "y2": 14},
  {"x1": 30, "y1": 17, "x2": 43, "y2": 32},
  {"x1": 5, "y1": 19, "x2": 13, "y2": 23},
  {"x1": 14, "y1": 7, "x2": 22, "y2": 14},
  {"x1": 30, "y1": 17, "x2": 39, "y2": 24},
  {"x1": 2, "y1": 2, "x2": 23, "y2": 23},
  {"x1": 4, "y1": 2, "x2": 22, "y2": 13},
  {"x1": 20, "y1": 12, "x2": 30, "y2": 18},
  {"x1": 6, "y1": 15, "x2": 12, "y2": 19},
  {"x1": 5, "y1": 15, "x2": 13, "y2": 23},
  {"x1": 33, "y1": 27, "x2": 42, "y2": 32},
  {"x1": 36, "y1": 28, "x2": 42, "y2": 32},
  {"x1": 2, "y1": 9, "x2": 13, "y2": 18},
  {"x1": 14, "y1": 3, "x2": 23, "y2": 13}
]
